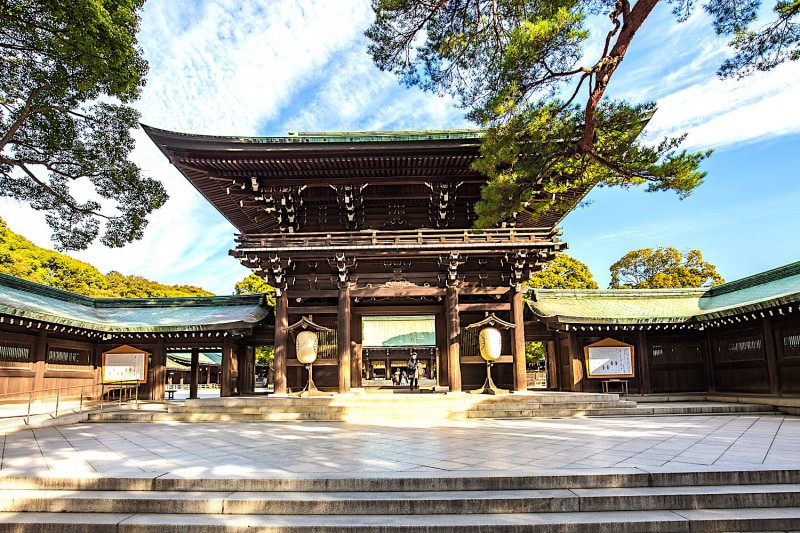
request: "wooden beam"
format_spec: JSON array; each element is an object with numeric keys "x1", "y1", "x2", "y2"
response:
[
  {"x1": 352, "y1": 286, "x2": 445, "y2": 298},
  {"x1": 458, "y1": 302, "x2": 511, "y2": 312},
  {"x1": 288, "y1": 306, "x2": 338, "y2": 315}
]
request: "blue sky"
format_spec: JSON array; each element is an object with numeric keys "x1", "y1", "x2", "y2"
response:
[{"x1": 1, "y1": 0, "x2": 798, "y2": 293}]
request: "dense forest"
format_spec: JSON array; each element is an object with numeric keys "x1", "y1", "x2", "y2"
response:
[{"x1": 0, "y1": 218, "x2": 213, "y2": 298}]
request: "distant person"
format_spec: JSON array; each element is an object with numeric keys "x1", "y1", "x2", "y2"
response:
[
  {"x1": 407, "y1": 353, "x2": 420, "y2": 390},
  {"x1": 393, "y1": 369, "x2": 401, "y2": 386}
]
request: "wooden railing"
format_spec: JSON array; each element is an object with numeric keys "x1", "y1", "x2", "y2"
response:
[{"x1": 236, "y1": 227, "x2": 560, "y2": 249}]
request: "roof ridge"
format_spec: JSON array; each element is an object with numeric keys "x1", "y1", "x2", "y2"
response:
[
  {"x1": 142, "y1": 123, "x2": 485, "y2": 144},
  {"x1": 531, "y1": 287, "x2": 708, "y2": 300},
  {"x1": 0, "y1": 273, "x2": 96, "y2": 306},
  {"x1": 0, "y1": 273, "x2": 264, "y2": 308},
  {"x1": 709, "y1": 260, "x2": 800, "y2": 296}
]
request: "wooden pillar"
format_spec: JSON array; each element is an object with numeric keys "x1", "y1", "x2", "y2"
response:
[
  {"x1": 510, "y1": 287, "x2": 527, "y2": 392},
  {"x1": 189, "y1": 347, "x2": 199, "y2": 399},
  {"x1": 351, "y1": 314, "x2": 362, "y2": 388},
  {"x1": 33, "y1": 331, "x2": 47, "y2": 399},
  {"x1": 763, "y1": 318, "x2": 780, "y2": 396},
  {"x1": 568, "y1": 332, "x2": 583, "y2": 392},
  {"x1": 152, "y1": 338, "x2": 166, "y2": 401},
  {"x1": 436, "y1": 312, "x2": 448, "y2": 387},
  {"x1": 445, "y1": 284, "x2": 461, "y2": 392},
  {"x1": 274, "y1": 291, "x2": 288, "y2": 395},
  {"x1": 337, "y1": 284, "x2": 351, "y2": 393},
  {"x1": 237, "y1": 344, "x2": 252, "y2": 394},
  {"x1": 704, "y1": 329, "x2": 717, "y2": 393},
  {"x1": 221, "y1": 336, "x2": 233, "y2": 397},
  {"x1": 637, "y1": 331, "x2": 652, "y2": 395}
]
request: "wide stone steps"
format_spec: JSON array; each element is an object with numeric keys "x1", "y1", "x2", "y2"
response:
[
  {"x1": 0, "y1": 470, "x2": 799, "y2": 531},
  {"x1": 1, "y1": 484, "x2": 799, "y2": 515},
  {"x1": 86, "y1": 393, "x2": 776, "y2": 423}
]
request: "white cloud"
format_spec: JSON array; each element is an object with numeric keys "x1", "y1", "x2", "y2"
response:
[
  {"x1": 1, "y1": 0, "x2": 798, "y2": 295},
  {"x1": 643, "y1": 61, "x2": 800, "y2": 150}
]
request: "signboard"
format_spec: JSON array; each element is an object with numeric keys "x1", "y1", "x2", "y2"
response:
[
  {"x1": 102, "y1": 345, "x2": 148, "y2": 383},
  {"x1": 584, "y1": 338, "x2": 635, "y2": 379}
]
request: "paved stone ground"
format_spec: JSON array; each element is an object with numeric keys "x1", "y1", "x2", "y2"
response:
[{"x1": 0, "y1": 414, "x2": 799, "y2": 478}]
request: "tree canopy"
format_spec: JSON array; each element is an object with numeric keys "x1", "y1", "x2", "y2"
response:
[
  {"x1": 234, "y1": 273, "x2": 276, "y2": 367},
  {"x1": 234, "y1": 273, "x2": 276, "y2": 306},
  {"x1": 0, "y1": 0, "x2": 167, "y2": 251},
  {"x1": 609, "y1": 246, "x2": 724, "y2": 289},
  {"x1": 0, "y1": 217, "x2": 212, "y2": 297},
  {"x1": 525, "y1": 253, "x2": 598, "y2": 289},
  {"x1": 367, "y1": 0, "x2": 799, "y2": 226}
]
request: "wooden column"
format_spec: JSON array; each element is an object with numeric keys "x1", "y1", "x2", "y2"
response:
[
  {"x1": 351, "y1": 314, "x2": 362, "y2": 389},
  {"x1": 337, "y1": 284, "x2": 351, "y2": 393},
  {"x1": 510, "y1": 287, "x2": 527, "y2": 392},
  {"x1": 763, "y1": 318, "x2": 780, "y2": 395},
  {"x1": 221, "y1": 336, "x2": 233, "y2": 397},
  {"x1": 152, "y1": 338, "x2": 166, "y2": 401},
  {"x1": 237, "y1": 344, "x2": 252, "y2": 394},
  {"x1": 637, "y1": 331, "x2": 652, "y2": 395},
  {"x1": 704, "y1": 329, "x2": 717, "y2": 393},
  {"x1": 274, "y1": 291, "x2": 288, "y2": 395},
  {"x1": 436, "y1": 312, "x2": 448, "y2": 387},
  {"x1": 33, "y1": 331, "x2": 47, "y2": 399},
  {"x1": 189, "y1": 347, "x2": 199, "y2": 399},
  {"x1": 445, "y1": 284, "x2": 461, "y2": 392},
  {"x1": 568, "y1": 332, "x2": 583, "y2": 391}
]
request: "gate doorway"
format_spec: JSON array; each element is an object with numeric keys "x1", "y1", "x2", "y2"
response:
[{"x1": 360, "y1": 315, "x2": 437, "y2": 388}]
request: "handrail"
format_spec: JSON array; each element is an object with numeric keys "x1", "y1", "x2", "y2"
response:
[
  {"x1": 0, "y1": 382, "x2": 140, "y2": 425},
  {"x1": 235, "y1": 227, "x2": 562, "y2": 249}
]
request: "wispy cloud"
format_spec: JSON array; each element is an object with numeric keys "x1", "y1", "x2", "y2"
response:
[{"x1": 1, "y1": 0, "x2": 797, "y2": 295}]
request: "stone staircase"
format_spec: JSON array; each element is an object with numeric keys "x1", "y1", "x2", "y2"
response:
[
  {"x1": 0, "y1": 469, "x2": 799, "y2": 531},
  {"x1": 87, "y1": 392, "x2": 776, "y2": 423}
]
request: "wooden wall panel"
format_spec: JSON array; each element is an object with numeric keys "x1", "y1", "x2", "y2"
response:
[{"x1": 710, "y1": 327, "x2": 770, "y2": 393}]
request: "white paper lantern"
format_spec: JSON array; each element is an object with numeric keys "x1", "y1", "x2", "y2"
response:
[
  {"x1": 478, "y1": 327, "x2": 503, "y2": 361},
  {"x1": 296, "y1": 330, "x2": 318, "y2": 365}
]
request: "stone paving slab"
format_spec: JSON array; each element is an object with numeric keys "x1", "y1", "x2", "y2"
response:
[{"x1": 0, "y1": 414, "x2": 797, "y2": 479}]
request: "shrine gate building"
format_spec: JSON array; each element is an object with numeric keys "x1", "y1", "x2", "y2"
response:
[{"x1": 144, "y1": 127, "x2": 574, "y2": 393}]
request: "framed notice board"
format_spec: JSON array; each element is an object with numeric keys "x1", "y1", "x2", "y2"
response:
[
  {"x1": 584, "y1": 337, "x2": 635, "y2": 379},
  {"x1": 102, "y1": 345, "x2": 149, "y2": 383}
]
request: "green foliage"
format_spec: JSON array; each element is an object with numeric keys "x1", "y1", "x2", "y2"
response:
[
  {"x1": 472, "y1": 100, "x2": 711, "y2": 226},
  {"x1": 0, "y1": 217, "x2": 212, "y2": 297},
  {"x1": 526, "y1": 254, "x2": 598, "y2": 290},
  {"x1": 235, "y1": 273, "x2": 276, "y2": 367},
  {"x1": 609, "y1": 247, "x2": 725, "y2": 289},
  {"x1": 525, "y1": 341, "x2": 545, "y2": 365},
  {"x1": 0, "y1": 0, "x2": 167, "y2": 251},
  {"x1": 255, "y1": 345, "x2": 275, "y2": 367},
  {"x1": 711, "y1": 0, "x2": 800, "y2": 78},
  {"x1": 367, "y1": 0, "x2": 797, "y2": 225},
  {"x1": 234, "y1": 273, "x2": 276, "y2": 306}
]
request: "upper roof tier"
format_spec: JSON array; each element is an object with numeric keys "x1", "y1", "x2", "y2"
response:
[{"x1": 143, "y1": 125, "x2": 590, "y2": 235}]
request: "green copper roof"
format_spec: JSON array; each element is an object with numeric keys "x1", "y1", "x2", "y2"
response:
[
  {"x1": 240, "y1": 129, "x2": 485, "y2": 144},
  {"x1": 169, "y1": 352, "x2": 222, "y2": 366},
  {"x1": 142, "y1": 124, "x2": 485, "y2": 145},
  {"x1": 528, "y1": 260, "x2": 800, "y2": 325},
  {"x1": 0, "y1": 274, "x2": 271, "y2": 333}
]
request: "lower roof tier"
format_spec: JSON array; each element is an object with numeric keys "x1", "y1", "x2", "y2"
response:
[{"x1": 526, "y1": 260, "x2": 800, "y2": 328}]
